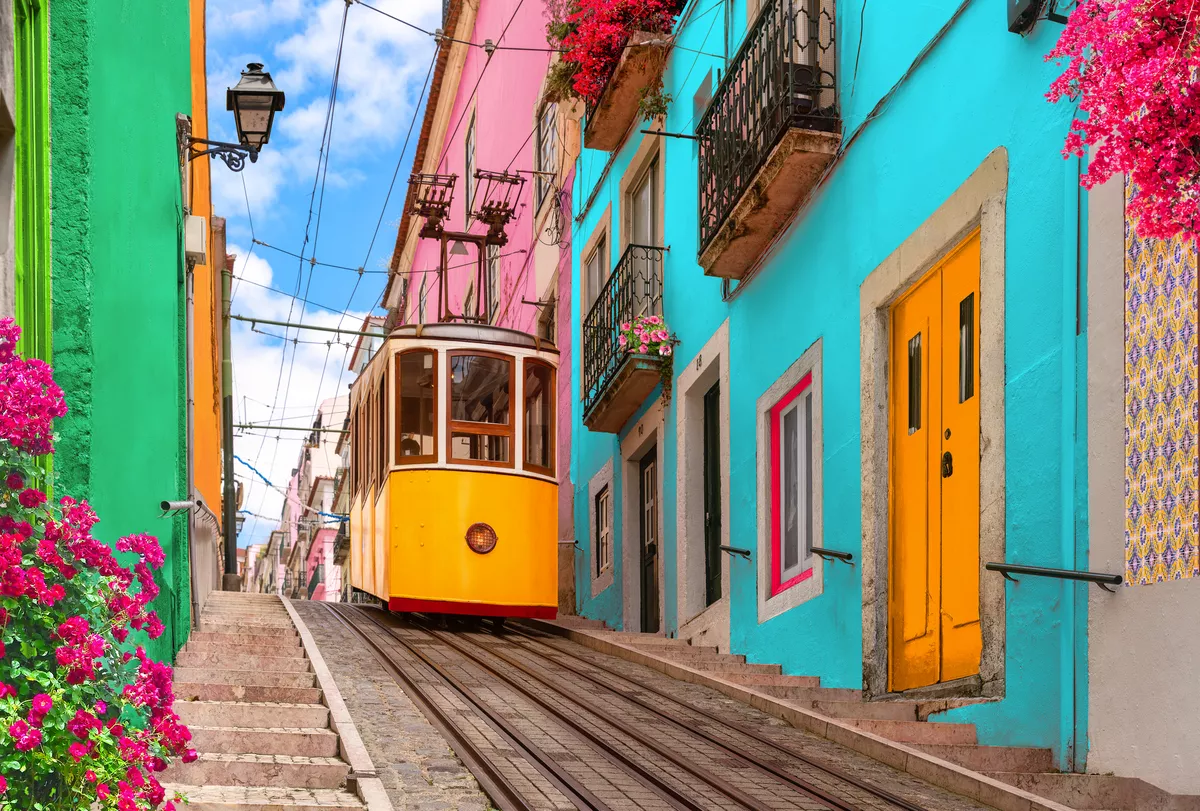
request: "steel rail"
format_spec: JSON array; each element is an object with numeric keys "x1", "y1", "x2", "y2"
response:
[
  {"x1": 507, "y1": 625, "x2": 930, "y2": 811},
  {"x1": 359, "y1": 608, "x2": 726, "y2": 811},
  {"x1": 419, "y1": 617, "x2": 878, "y2": 811},
  {"x1": 393, "y1": 611, "x2": 841, "y2": 811},
  {"x1": 321, "y1": 604, "x2": 600, "y2": 811}
]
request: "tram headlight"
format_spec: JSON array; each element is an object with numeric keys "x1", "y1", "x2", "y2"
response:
[{"x1": 465, "y1": 522, "x2": 498, "y2": 554}]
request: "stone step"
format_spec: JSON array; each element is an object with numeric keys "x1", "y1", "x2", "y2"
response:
[
  {"x1": 720, "y1": 672, "x2": 822, "y2": 688},
  {"x1": 751, "y1": 685, "x2": 860, "y2": 701},
  {"x1": 648, "y1": 648, "x2": 745, "y2": 663},
  {"x1": 843, "y1": 718, "x2": 977, "y2": 745},
  {"x1": 176, "y1": 651, "x2": 312, "y2": 673},
  {"x1": 803, "y1": 698, "x2": 918, "y2": 722},
  {"x1": 198, "y1": 623, "x2": 299, "y2": 637},
  {"x1": 190, "y1": 631, "x2": 301, "y2": 647},
  {"x1": 190, "y1": 726, "x2": 339, "y2": 758},
  {"x1": 174, "y1": 668, "x2": 316, "y2": 688},
  {"x1": 551, "y1": 616, "x2": 608, "y2": 630},
  {"x1": 166, "y1": 753, "x2": 349, "y2": 789},
  {"x1": 160, "y1": 785, "x2": 363, "y2": 811},
  {"x1": 174, "y1": 701, "x2": 330, "y2": 729},
  {"x1": 681, "y1": 660, "x2": 782, "y2": 675},
  {"x1": 174, "y1": 683, "x2": 323, "y2": 704},
  {"x1": 185, "y1": 640, "x2": 307, "y2": 657},
  {"x1": 201, "y1": 610, "x2": 293, "y2": 620},
  {"x1": 985, "y1": 772, "x2": 1200, "y2": 811},
  {"x1": 622, "y1": 636, "x2": 702, "y2": 648},
  {"x1": 915, "y1": 743, "x2": 1054, "y2": 773},
  {"x1": 200, "y1": 617, "x2": 296, "y2": 629}
]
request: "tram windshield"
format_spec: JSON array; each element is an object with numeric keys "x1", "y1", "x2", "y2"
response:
[{"x1": 449, "y1": 354, "x2": 512, "y2": 464}]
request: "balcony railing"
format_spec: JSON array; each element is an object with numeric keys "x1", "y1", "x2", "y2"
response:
[
  {"x1": 697, "y1": 0, "x2": 838, "y2": 260},
  {"x1": 583, "y1": 244, "x2": 664, "y2": 421},
  {"x1": 333, "y1": 522, "x2": 350, "y2": 565}
]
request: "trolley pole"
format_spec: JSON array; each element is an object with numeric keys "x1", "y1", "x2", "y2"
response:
[{"x1": 221, "y1": 248, "x2": 241, "y2": 591}]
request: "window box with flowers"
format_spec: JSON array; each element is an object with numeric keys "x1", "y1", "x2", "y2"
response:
[
  {"x1": 545, "y1": 0, "x2": 685, "y2": 152},
  {"x1": 583, "y1": 241, "x2": 677, "y2": 434}
]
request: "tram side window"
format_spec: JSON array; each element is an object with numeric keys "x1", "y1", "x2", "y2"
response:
[
  {"x1": 524, "y1": 360, "x2": 555, "y2": 475},
  {"x1": 449, "y1": 353, "x2": 512, "y2": 464},
  {"x1": 377, "y1": 369, "x2": 388, "y2": 481},
  {"x1": 396, "y1": 350, "x2": 437, "y2": 462}
]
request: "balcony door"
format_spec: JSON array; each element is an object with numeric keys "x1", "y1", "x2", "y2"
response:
[{"x1": 628, "y1": 157, "x2": 660, "y2": 314}]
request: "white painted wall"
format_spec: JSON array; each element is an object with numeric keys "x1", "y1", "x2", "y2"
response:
[{"x1": 1086, "y1": 176, "x2": 1200, "y2": 795}]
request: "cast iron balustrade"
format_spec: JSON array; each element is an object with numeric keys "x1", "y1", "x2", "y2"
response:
[
  {"x1": 582, "y1": 244, "x2": 665, "y2": 432},
  {"x1": 333, "y1": 521, "x2": 350, "y2": 565},
  {"x1": 697, "y1": 0, "x2": 839, "y2": 279}
]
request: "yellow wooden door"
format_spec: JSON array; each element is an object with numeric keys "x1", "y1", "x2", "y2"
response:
[{"x1": 889, "y1": 232, "x2": 982, "y2": 692}]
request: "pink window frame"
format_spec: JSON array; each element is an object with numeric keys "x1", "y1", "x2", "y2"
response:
[{"x1": 769, "y1": 371, "x2": 814, "y2": 596}]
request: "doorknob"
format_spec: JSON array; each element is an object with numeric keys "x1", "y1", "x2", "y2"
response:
[{"x1": 941, "y1": 451, "x2": 953, "y2": 478}]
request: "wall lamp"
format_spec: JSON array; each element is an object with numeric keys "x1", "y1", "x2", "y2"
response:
[{"x1": 184, "y1": 63, "x2": 286, "y2": 172}]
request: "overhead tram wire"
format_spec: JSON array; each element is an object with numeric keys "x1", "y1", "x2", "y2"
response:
[
  {"x1": 230, "y1": 172, "x2": 259, "y2": 305},
  {"x1": 303, "y1": 47, "x2": 439, "y2": 435},
  {"x1": 353, "y1": 0, "x2": 562, "y2": 52},
  {"x1": 246, "y1": 0, "x2": 351, "y2": 529}
]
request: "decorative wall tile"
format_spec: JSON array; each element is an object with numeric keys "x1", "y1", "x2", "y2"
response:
[{"x1": 1125, "y1": 180, "x2": 1200, "y2": 585}]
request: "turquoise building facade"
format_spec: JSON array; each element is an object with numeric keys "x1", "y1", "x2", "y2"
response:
[{"x1": 569, "y1": 0, "x2": 1090, "y2": 770}]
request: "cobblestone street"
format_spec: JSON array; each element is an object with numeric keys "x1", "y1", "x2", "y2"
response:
[{"x1": 293, "y1": 602, "x2": 494, "y2": 811}]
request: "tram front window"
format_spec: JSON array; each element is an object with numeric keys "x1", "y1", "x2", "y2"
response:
[
  {"x1": 396, "y1": 350, "x2": 436, "y2": 461},
  {"x1": 524, "y1": 361, "x2": 554, "y2": 474},
  {"x1": 449, "y1": 353, "x2": 512, "y2": 464}
]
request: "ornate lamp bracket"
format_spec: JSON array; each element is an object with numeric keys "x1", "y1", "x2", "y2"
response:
[{"x1": 187, "y1": 137, "x2": 258, "y2": 172}]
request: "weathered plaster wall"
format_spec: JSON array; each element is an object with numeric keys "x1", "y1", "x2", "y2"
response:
[
  {"x1": 1086, "y1": 176, "x2": 1200, "y2": 795},
  {"x1": 50, "y1": 0, "x2": 192, "y2": 661},
  {"x1": 570, "y1": 0, "x2": 1085, "y2": 761}
]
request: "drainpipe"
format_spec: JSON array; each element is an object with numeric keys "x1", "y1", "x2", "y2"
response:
[
  {"x1": 185, "y1": 256, "x2": 201, "y2": 626},
  {"x1": 221, "y1": 233, "x2": 240, "y2": 590}
]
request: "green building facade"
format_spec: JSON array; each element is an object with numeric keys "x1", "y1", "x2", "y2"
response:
[{"x1": 47, "y1": 0, "x2": 194, "y2": 660}]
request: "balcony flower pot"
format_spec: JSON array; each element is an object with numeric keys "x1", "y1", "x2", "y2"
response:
[{"x1": 583, "y1": 31, "x2": 669, "y2": 151}]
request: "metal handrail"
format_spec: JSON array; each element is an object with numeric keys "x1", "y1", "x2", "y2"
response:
[
  {"x1": 812, "y1": 547, "x2": 853, "y2": 565},
  {"x1": 697, "y1": 0, "x2": 839, "y2": 257},
  {"x1": 582, "y1": 244, "x2": 665, "y2": 415},
  {"x1": 985, "y1": 562, "x2": 1123, "y2": 592},
  {"x1": 719, "y1": 545, "x2": 751, "y2": 559}
]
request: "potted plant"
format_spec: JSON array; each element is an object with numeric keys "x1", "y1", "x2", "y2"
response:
[{"x1": 618, "y1": 314, "x2": 679, "y2": 403}]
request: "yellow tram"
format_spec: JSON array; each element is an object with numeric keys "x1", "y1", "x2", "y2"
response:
[{"x1": 347, "y1": 322, "x2": 558, "y2": 619}]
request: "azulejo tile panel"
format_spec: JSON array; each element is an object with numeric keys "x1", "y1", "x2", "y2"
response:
[{"x1": 1125, "y1": 180, "x2": 1200, "y2": 585}]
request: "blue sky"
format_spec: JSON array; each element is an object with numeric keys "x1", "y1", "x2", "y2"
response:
[{"x1": 205, "y1": 0, "x2": 440, "y2": 548}]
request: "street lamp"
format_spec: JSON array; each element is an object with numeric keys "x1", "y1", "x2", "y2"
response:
[
  {"x1": 235, "y1": 514, "x2": 245, "y2": 535},
  {"x1": 184, "y1": 63, "x2": 286, "y2": 172}
]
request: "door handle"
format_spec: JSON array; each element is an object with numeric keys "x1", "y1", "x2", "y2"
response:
[{"x1": 941, "y1": 451, "x2": 953, "y2": 478}]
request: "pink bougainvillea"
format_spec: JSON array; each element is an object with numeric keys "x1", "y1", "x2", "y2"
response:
[
  {"x1": 1047, "y1": 1, "x2": 1200, "y2": 239},
  {"x1": 548, "y1": 0, "x2": 685, "y2": 104},
  {"x1": 0, "y1": 318, "x2": 192, "y2": 810}
]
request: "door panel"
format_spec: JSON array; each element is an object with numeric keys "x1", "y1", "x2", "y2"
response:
[
  {"x1": 889, "y1": 231, "x2": 982, "y2": 692},
  {"x1": 703, "y1": 383, "x2": 722, "y2": 606},
  {"x1": 640, "y1": 449, "x2": 660, "y2": 633}
]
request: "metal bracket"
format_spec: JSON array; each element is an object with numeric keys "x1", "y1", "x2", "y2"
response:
[
  {"x1": 812, "y1": 547, "x2": 854, "y2": 567},
  {"x1": 186, "y1": 137, "x2": 259, "y2": 172},
  {"x1": 719, "y1": 545, "x2": 751, "y2": 560}
]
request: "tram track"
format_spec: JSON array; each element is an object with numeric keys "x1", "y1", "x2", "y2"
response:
[{"x1": 325, "y1": 602, "x2": 955, "y2": 811}]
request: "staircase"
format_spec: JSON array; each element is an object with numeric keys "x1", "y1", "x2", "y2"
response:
[
  {"x1": 165, "y1": 593, "x2": 364, "y2": 811},
  {"x1": 543, "y1": 619, "x2": 1200, "y2": 811}
]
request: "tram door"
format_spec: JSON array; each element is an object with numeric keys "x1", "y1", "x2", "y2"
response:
[{"x1": 639, "y1": 448, "x2": 660, "y2": 633}]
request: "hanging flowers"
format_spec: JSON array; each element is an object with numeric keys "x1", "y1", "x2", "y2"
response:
[
  {"x1": 618, "y1": 314, "x2": 679, "y2": 403},
  {"x1": 545, "y1": 0, "x2": 685, "y2": 114},
  {"x1": 1046, "y1": 1, "x2": 1200, "y2": 239},
  {"x1": 0, "y1": 318, "x2": 193, "y2": 810}
]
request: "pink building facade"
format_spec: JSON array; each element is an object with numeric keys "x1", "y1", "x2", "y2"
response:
[{"x1": 384, "y1": 0, "x2": 580, "y2": 611}]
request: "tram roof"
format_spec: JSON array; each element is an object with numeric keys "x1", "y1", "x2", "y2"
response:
[{"x1": 387, "y1": 323, "x2": 558, "y2": 354}]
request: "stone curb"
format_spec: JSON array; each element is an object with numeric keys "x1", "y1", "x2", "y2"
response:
[
  {"x1": 284, "y1": 598, "x2": 395, "y2": 811},
  {"x1": 525, "y1": 620, "x2": 1076, "y2": 811}
]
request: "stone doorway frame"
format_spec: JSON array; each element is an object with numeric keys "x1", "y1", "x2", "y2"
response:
[
  {"x1": 621, "y1": 400, "x2": 667, "y2": 633},
  {"x1": 859, "y1": 147, "x2": 1008, "y2": 700}
]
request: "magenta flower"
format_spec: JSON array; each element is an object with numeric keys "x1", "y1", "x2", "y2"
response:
[{"x1": 5, "y1": 472, "x2": 22, "y2": 490}]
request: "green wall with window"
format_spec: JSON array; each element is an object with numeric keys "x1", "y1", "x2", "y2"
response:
[{"x1": 48, "y1": 0, "x2": 192, "y2": 661}]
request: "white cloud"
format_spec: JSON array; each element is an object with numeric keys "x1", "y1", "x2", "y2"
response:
[
  {"x1": 209, "y1": 0, "x2": 439, "y2": 215},
  {"x1": 227, "y1": 246, "x2": 368, "y2": 546}
]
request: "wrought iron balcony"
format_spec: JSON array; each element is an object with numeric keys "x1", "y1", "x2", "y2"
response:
[
  {"x1": 697, "y1": 0, "x2": 840, "y2": 279},
  {"x1": 333, "y1": 522, "x2": 350, "y2": 565},
  {"x1": 582, "y1": 244, "x2": 665, "y2": 433}
]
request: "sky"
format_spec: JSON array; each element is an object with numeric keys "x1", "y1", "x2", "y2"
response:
[{"x1": 205, "y1": 0, "x2": 441, "y2": 548}]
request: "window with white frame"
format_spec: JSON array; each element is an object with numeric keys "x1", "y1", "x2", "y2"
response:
[
  {"x1": 535, "y1": 103, "x2": 558, "y2": 208},
  {"x1": 756, "y1": 340, "x2": 823, "y2": 620},
  {"x1": 595, "y1": 485, "x2": 612, "y2": 575},
  {"x1": 465, "y1": 112, "x2": 476, "y2": 215}
]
